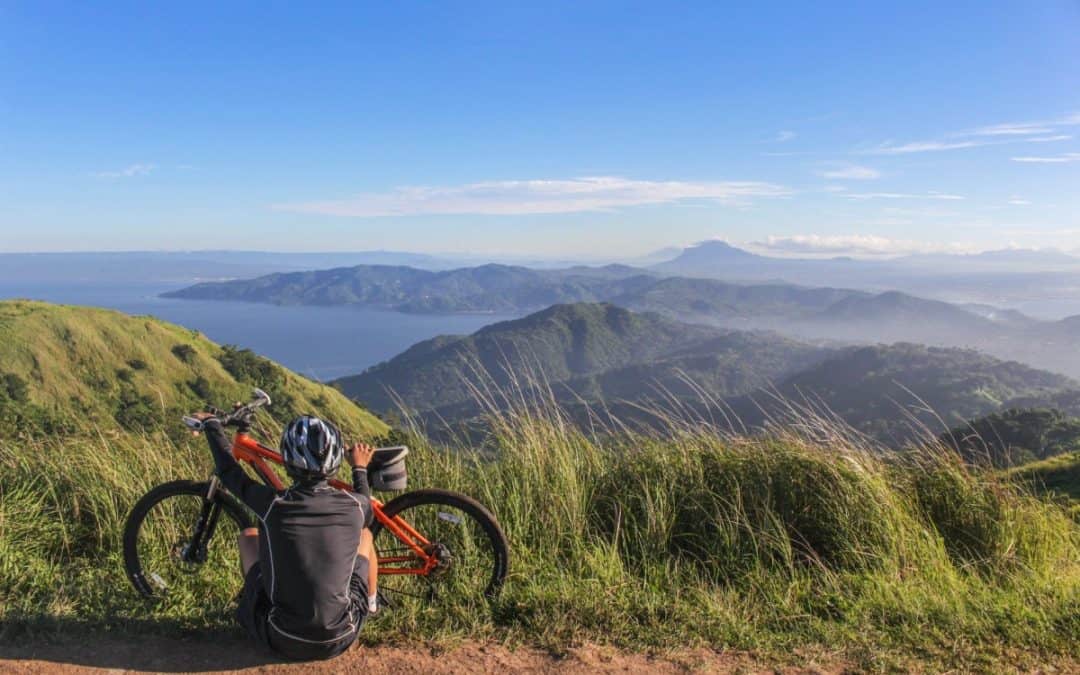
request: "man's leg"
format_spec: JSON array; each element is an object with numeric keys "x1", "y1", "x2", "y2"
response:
[
  {"x1": 238, "y1": 527, "x2": 260, "y2": 576},
  {"x1": 359, "y1": 528, "x2": 378, "y2": 611}
]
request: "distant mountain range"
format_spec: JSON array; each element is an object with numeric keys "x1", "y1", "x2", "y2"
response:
[
  {"x1": 655, "y1": 240, "x2": 1080, "y2": 280},
  {"x1": 332, "y1": 303, "x2": 1076, "y2": 444},
  {"x1": 653, "y1": 241, "x2": 1080, "y2": 318},
  {"x1": 164, "y1": 260, "x2": 1080, "y2": 378}
]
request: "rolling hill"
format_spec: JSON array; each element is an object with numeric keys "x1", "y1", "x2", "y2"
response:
[
  {"x1": 1009, "y1": 452, "x2": 1080, "y2": 517},
  {"x1": 723, "y1": 344, "x2": 1077, "y2": 443},
  {"x1": 941, "y1": 408, "x2": 1080, "y2": 467},
  {"x1": 0, "y1": 300, "x2": 387, "y2": 441},
  {"x1": 332, "y1": 303, "x2": 832, "y2": 417}
]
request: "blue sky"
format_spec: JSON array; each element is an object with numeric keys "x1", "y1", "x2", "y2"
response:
[{"x1": 2, "y1": 2, "x2": 1078, "y2": 258}]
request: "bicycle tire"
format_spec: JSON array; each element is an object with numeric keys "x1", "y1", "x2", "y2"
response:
[
  {"x1": 123, "y1": 479, "x2": 251, "y2": 599},
  {"x1": 371, "y1": 488, "x2": 509, "y2": 600}
]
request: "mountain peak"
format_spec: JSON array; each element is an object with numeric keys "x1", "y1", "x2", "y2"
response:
[{"x1": 663, "y1": 240, "x2": 763, "y2": 267}]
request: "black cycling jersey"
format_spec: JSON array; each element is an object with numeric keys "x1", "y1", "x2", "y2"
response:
[{"x1": 204, "y1": 420, "x2": 374, "y2": 647}]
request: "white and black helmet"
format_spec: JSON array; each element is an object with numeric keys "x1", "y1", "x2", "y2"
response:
[{"x1": 280, "y1": 415, "x2": 343, "y2": 480}]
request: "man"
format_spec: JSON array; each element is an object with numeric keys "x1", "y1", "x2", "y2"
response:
[{"x1": 193, "y1": 412, "x2": 378, "y2": 660}]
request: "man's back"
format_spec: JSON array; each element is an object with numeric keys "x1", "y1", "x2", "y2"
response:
[{"x1": 257, "y1": 484, "x2": 367, "y2": 643}]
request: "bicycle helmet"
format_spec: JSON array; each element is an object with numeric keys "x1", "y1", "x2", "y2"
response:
[{"x1": 280, "y1": 415, "x2": 343, "y2": 480}]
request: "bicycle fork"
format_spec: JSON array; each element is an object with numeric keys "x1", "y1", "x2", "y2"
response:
[{"x1": 179, "y1": 476, "x2": 224, "y2": 566}]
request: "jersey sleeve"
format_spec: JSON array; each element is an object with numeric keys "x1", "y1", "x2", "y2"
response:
[
  {"x1": 351, "y1": 467, "x2": 374, "y2": 528},
  {"x1": 204, "y1": 419, "x2": 277, "y2": 515}
]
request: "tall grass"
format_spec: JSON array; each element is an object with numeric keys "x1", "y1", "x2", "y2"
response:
[{"x1": 1, "y1": 392, "x2": 1078, "y2": 669}]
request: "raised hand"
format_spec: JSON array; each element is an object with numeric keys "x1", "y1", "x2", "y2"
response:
[{"x1": 347, "y1": 442, "x2": 375, "y2": 469}]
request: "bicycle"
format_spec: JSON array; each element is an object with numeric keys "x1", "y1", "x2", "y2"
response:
[{"x1": 122, "y1": 388, "x2": 509, "y2": 608}]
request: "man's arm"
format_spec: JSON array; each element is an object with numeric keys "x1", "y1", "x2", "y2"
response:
[
  {"x1": 347, "y1": 442, "x2": 376, "y2": 528},
  {"x1": 201, "y1": 418, "x2": 277, "y2": 515}
]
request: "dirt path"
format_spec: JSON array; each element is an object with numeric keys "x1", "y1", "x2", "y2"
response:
[{"x1": 0, "y1": 637, "x2": 847, "y2": 674}]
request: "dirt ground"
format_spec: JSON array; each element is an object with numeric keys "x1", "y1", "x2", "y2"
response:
[{"x1": 0, "y1": 637, "x2": 853, "y2": 674}]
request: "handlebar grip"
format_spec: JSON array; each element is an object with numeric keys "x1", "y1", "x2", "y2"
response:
[{"x1": 182, "y1": 416, "x2": 206, "y2": 431}]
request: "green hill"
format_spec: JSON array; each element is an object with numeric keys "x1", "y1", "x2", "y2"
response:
[
  {"x1": 1009, "y1": 452, "x2": 1080, "y2": 518},
  {"x1": 941, "y1": 408, "x2": 1080, "y2": 467},
  {"x1": 333, "y1": 303, "x2": 831, "y2": 418},
  {"x1": 0, "y1": 300, "x2": 387, "y2": 440},
  {"x1": 727, "y1": 344, "x2": 1076, "y2": 442}
]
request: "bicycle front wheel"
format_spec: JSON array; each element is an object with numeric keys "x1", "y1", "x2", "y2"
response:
[
  {"x1": 371, "y1": 488, "x2": 509, "y2": 606},
  {"x1": 123, "y1": 480, "x2": 251, "y2": 603}
]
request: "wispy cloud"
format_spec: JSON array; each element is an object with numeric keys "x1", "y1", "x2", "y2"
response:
[
  {"x1": 750, "y1": 234, "x2": 972, "y2": 257},
  {"x1": 94, "y1": 163, "x2": 156, "y2": 178},
  {"x1": 865, "y1": 140, "x2": 987, "y2": 155},
  {"x1": 1010, "y1": 152, "x2": 1080, "y2": 163},
  {"x1": 863, "y1": 112, "x2": 1079, "y2": 155},
  {"x1": 964, "y1": 122, "x2": 1054, "y2": 137},
  {"x1": 273, "y1": 176, "x2": 792, "y2": 217},
  {"x1": 818, "y1": 164, "x2": 880, "y2": 180},
  {"x1": 1007, "y1": 196, "x2": 1032, "y2": 205},
  {"x1": 846, "y1": 191, "x2": 964, "y2": 201},
  {"x1": 774, "y1": 130, "x2": 796, "y2": 142},
  {"x1": 1026, "y1": 135, "x2": 1072, "y2": 143}
]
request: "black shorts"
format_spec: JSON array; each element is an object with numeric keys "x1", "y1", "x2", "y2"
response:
[{"x1": 236, "y1": 557, "x2": 369, "y2": 661}]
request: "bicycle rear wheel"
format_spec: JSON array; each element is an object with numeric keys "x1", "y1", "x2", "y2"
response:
[
  {"x1": 371, "y1": 488, "x2": 509, "y2": 607},
  {"x1": 123, "y1": 480, "x2": 251, "y2": 602}
]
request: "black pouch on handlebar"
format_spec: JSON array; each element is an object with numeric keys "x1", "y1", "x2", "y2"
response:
[{"x1": 368, "y1": 446, "x2": 408, "y2": 492}]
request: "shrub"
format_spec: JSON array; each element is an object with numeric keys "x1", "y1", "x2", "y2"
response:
[
  {"x1": 188, "y1": 376, "x2": 214, "y2": 401},
  {"x1": 113, "y1": 386, "x2": 161, "y2": 431},
  {"x1": 171, "y1": 344, "x2": 197, "y2": 363},
  {"x1": 1, "y1": 373, "x2": 29, "y2": 403}
]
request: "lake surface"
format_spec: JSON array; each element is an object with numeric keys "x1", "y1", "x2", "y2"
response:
[{"x1": 0, "y1": 283, "x2": 514, "y2": 381}]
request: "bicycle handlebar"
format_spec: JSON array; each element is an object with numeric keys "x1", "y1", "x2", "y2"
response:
[{"x1": 182, "y1": 387, "x2": 272, "y2": 432}]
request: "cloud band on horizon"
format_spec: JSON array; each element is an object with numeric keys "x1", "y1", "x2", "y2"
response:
[
  {"x1": 272, "y1": 176, "x2": 791, "y2": 217},
  {"x1": 750, "y1": 234, "x2": 974, "y2": 257}
]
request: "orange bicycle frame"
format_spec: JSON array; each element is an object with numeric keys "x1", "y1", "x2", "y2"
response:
[{"x1": 230, "y1": 433, "x2": 438, "y2": 576}]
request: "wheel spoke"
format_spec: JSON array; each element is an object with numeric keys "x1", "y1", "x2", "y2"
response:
[
  {"x1": 128, "y1": 486, "x2": 243, "y2": 606},
  {"x1": 373, "y1": 491, "x2": 508, "y2": 611}
]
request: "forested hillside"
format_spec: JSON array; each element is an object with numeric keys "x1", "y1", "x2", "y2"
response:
[
  {"x1": 723, "y1": 344, "x2": 1076, "y2": 443},
  {"x1": 332, "y1": 303, "x2": 831, "y2": 417}
]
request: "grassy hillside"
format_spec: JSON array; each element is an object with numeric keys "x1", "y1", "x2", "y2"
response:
[
  {"x1": 0, "y1": 300, "x2": 387, "y2": 441},
  {"x1": 333, "y1": 303, "x2": 830, "y2": 416},
  {"x1": 1009, "y1": 452, "x2": 1080, "y2": 519},
  {"x1": 1, "y1": 397, "x2": 1077, "y2": 670}
]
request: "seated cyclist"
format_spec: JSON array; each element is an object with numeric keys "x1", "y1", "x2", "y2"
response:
[{"x1": 192, "y1": 412, "x2": 379, "y2": 660}]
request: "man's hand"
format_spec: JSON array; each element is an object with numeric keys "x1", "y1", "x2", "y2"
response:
[
  {"x1": 347, "y1": 442, "x2": 376, "y2": 469},
  {"x1": 187, "y1": 411, "x2": 216, "y2": 435}
]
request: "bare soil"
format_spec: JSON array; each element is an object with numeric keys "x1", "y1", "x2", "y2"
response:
[{"x1": 0, "y1": 637, "x2": 852, "y2": 674}]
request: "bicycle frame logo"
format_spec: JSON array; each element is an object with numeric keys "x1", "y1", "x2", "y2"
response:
[{"x1": 230, "y1": 433, "x2": 438, "y2": 577}]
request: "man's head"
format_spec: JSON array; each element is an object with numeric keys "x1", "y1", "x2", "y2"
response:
[{"x1": 280, "y1": 415, "x2": 343, "y2": 482}]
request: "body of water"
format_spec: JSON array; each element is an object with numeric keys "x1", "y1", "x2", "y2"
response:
[{"x1": 0, "y1": 283, "x2": 513, "y2": 381}]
